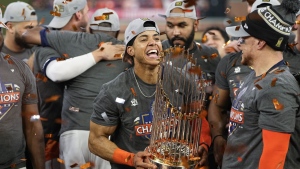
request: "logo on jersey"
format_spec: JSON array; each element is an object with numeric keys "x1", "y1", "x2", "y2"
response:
[
  {"x1": 228, "y1": 108, "x2": 244, "y2": 135},
  {"x1": 0, "y1": 82, "x2": 21, "y2": 120},
  {"x1": 134, "y1": 113, "x2": 153, "y2": 139}
]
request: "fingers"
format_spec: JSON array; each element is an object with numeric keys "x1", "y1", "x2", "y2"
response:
[
  {"x1": 198, "y1": 145, "x2": 208, "y2": 167},
  {"x1": 134, "y1": 151, "x2": 157, "y2": 169}
]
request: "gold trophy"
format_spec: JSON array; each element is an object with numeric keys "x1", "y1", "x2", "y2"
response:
[{"x1": 148, "y1": 46, "x2": 208, "y2": 169}]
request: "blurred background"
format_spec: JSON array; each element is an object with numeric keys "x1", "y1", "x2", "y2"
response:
[{"x1": 0, "y1": 0, "x2": 249, "y2": 41}]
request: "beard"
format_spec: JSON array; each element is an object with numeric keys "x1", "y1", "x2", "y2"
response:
[
  {"x1": 167, "y1": 27, "x2": 195, "y2": 49},
  {"x1": 241, "y1": 53, "x2": 253, "y2": 66},
  {"x1": 15, "y1": 31, "x2": 33, "y2": 49}
]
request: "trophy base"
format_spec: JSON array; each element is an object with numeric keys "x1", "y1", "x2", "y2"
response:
[{"x1": 150, "y1": 158, "x2": 196, "y2": 169}]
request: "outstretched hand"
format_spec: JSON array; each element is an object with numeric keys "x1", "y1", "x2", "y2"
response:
[{"x1": 92, "y1": 42, "x2": 125, "y2": 62}]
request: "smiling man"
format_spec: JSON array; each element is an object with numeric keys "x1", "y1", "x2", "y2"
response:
[{"x1": 89, "y1": 18, "x2": 161, "y2": 169}]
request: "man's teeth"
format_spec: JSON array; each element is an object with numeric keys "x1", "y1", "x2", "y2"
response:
[{"x1": 147, "y1": 50, "x2": 158, "y2": 54}]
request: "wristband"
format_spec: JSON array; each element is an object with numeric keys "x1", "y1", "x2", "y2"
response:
[
  {"x1": 112, "y1": 148, "x2": 135, "y2": 167},
  {"x1": 199, "y1": 142, "x2": 209, "y2": 152}
]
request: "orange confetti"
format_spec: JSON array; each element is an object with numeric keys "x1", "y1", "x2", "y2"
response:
[
  {"x1": 125, "y1": 107, "x2": 131, "y2": 112},
  {"x1": 211, "y1": 53, "x2": 218, "y2": 59},
  {"x1": 4, "y1": 54, "x2": 14, "y2": 64},
  {"x1": 39, "y1": 18, "x2": 45, "y2": 25},
  {"x1": 114, "y1": 54, "x2": 122, "y2": 58},
  {"x1": 201, "y1": 55, "x2": 208, "y2": 59},
  {"x1": 130, "y1": 88, "x2": 137, "y2": 97},
  {"x1": 56, "y1": 57, "x2": 66, "y2": 61},
  {"x1": 57, "y1": 158, "x2": 64, "y2": 164},
  {"x1": 45, "y1": 134, "x2": 53, "y2": 139},
  {"x1": 125, "y1": 154, "x2": 133, "y2": 163},
  {"x1": 182, "y1": 9, "x2": 193, "y2": 12},
  {"x1": 237, "y1": 156, "x2": 243, "y2": 162},
  {"x1": 288, "y1": 42, "x2": 298, "y2": 49},
  {"x1": 273, "y1": 98, "x2": 284, "y2": 110},
  {"x1": 100, "y1": 47, "x2": 105, "y2": 51},
  {"x1": 201, "y1": 35, "x2": 207, "y2": 43},
  {"x1": 234, "y1": 16, "x2": 246, "y2": 22},
  {"x1": 40, "y1": 117, "x2": 48, "y2": 121},
  {"x1": 20, "y1": 158, "x2": 27, "y2": 161},
  {"x1": 255, "y1": 84, "x2": 262, "y2": 90},
  {"x1": 213, "y1": 93, "x2": 219, "y2": 103},
  {"x1": 21, "y1": 8, "x2": 25, "y2": 16},
  {"x1": 271, "y1": 78, "x2": 277, "y2": 87},
  {"x1": 45, "y1": 95, "x2": 61, "y2": 103},
  {"x1": 55, "y1": 118, "x2": 63, "y2": 124},
  {"x1": 26, "y1": 93, "x2": 38, "y2": 99},
  {"x1": 63, "y1": 53, "x2": 69, "y2": 58},
  {"x1": 173, "y1": 46, "x2": 183, "y2": 56},
  {"x1": 103, "y1": 12, "x2": 113, "y2": 15},
  {"x1": 70, "y1": 163, "x2": 78, "y2": 168},
  {"x1": 226, "y1": 19, "x2": 232, "y2": 24},
  {"x1": 94, "y1": 15, "x2": 106, "y2": 21},
  {"x1": 98, "y1": 42, "x2": 104, "y2": 48},
  {"x1": 235, "y1": 25, "x2": 241, "y2": 31},
  {"x1": 295, "y1": 20, "x2": 300, "y2": 24},
  {"x1": 224, "y1": 6, "x2": 231, "y2": 14},
  {"x1": 221, "y1": 71, "x2": 226, "y2": 78},
  {"x1": 36, "y1": 73, "x2": 48, "y2": 82},
  {"x1": 274, "y1": 69, "x2": 285, "y2": 74},
  {"x1": 80, "y1": 162, "x2": 94, "y2": 169},
  {"x1": 131, "y1": 31, "x2": 136, "y2": 35},
  {"x1": 50, "y1": 11, "x2": 61, "y2": 17},
  {"x1": 188, "y1": 66, "x2": 202, "y2": 76},
  {"x1": 72, "y1": 25, "x2": 78, "y2": 31}
]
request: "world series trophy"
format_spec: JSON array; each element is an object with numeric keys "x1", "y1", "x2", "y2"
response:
[{"x1": 148, "y1": 46, "x2": 209, "y2": 169}]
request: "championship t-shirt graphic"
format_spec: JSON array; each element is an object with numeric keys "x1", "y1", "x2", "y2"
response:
[{"x1": 0, "y1": 81, "x2": 20, "y2": 120}]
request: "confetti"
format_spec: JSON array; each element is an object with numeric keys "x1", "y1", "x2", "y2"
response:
[
  {"x1": 6, "y1": 86, "x2": 13, "y2": 91},
  {"x1": 201, "y1": 55, "x2": 208, "y2": 59},
  {"x1": 211, "y1": 53, "x2": 218, "y2": 59},
  {"x1": 295, "y1": 20, "x2": 300, "y2": 24},
  {"x1": 224, "y1": 6, "x2": 231, "y2": 14},
  {"x1": 94, "y1": 15, "x2": 106, "y2": 21},
  {"x1": 125, "y1": 154, "x2": 133, "y2": 163},
  {"x1": 57, "y1": 158, "x2": 64, "y2": 164},
  {"x1": 130, "y1": 88, "x2": 137, "y2": 96},
  {"x1": 45, "y1": 95, "x2": 61, "y2": 102},
  {"x1": 213, "y1": 93, "x2": 219, "y2": 103},
  {"x1": 237, "y1": 157, "x2": 243, "y2": 162},
  {"x1": 26, "y1": 93, "x2": 38, "y2": 99},
  {"x1": 55, "y1": 118, "x2": 63, "y2": 124},
  {"x1": 114, "y1": 54, "x2": 122, "y2": 58},
  {"x1": 100, "y1": 47, "x2": 105, "y2": 51},
  {"x1": 115, "y1": 97, "x2": 125, "y2": 104},
  {"x1": 131, "y1": 31, "x2": 136, "y2": 35},
  {"x1": 21, "y1": 8, "x2": 25, "y2": 16},
  {"x1": 220, "y1": 71, "x2": 226, "y2": 78},
  {"x1": 234, "y1": 16, "x2": 246, "y2": 22},
  {"x1": 80, "y1": 162, "x2": 94, "y2": 169},
  {"x1": 273, "y1": 98, "x2": 284, "y2": 110},
  {"x1": 160, "y1": 31, "x2": 166, "y2": 35},
  {"x1": 235, "y1": 25, "x2": 241, "y2": 31},
  {"x1": 56, "y1": 57, "x2": 66, "y2": 61},
  {"x1": 0, "y1": 4, "x2": 6, "y2": 8},
  {"x1": 36, "y1": 73, "x2": 48, "y2": 82},
  {"x1": 45, "y1": 134, "x2": 53, "y2": 138},
  {"x1": 173, "y1": 46, "x2": 183, "y2": 56},
  {"x1": 72, "y1": 25, "x2": 78, "y2": 31},
  {"x1": 254, "y1": 84, "x2": 262, "y2": 90},
  {"x1": 4, "y1": 54, "x2": 14, "y2": 64},
  {"x1": 182, "y1": 9, "x2": 193, "y2": 12},
  {"x1": 63, "y1": 53, "x2": 69, "y2": 58},
  {"x1": 125, "y1": 107, "x2": 131, "y2": 112},
  {"x1": 274, "y1": 69, "x2": 285, "y2": 74},
  {"x1": 201, "y1": 35, "x2": 207, "y2": 43},
  {"x1": 271, "y1": 78, "x2": 277, "y2": 87},
  {"x1": 30, "y1": 115, "x2": 40, "y2": 122},
  {"x1": 98, "y1": 42, "x2": 104, "y2": 48},
  {"x1": 103, "y1": 12, "x2": 113, "y2": 15},
  {"x1": 188, "y1": 66, "x2": 202, "y2": 76},
  {"x1": 70, "y1": 163, "x2": 78, "y2": 168},
  {"x1": 288, "y1": 42, "x2": 298, "y2": 49},
  {"x1": 226, "y1": 19, "x2": 232, "y2": 24},
  {"x1": 50, "y1": 11, "x2": 61, "y2": 17}
]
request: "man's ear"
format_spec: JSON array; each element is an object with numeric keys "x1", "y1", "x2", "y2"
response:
[
  {"x1": 5, "y1": 22, "x2": 15, "y2": 33},
  {"x1": 127, "y1": 46, "x2": 135, "y2": 57},
  {"x1": 194, "y1": 19, "x2": 199, "y2": 32},
  {"x1": 74, "y1": 11, "x2": 82, "y2": 20},
  {"x1": 257, "y1": 40, "x2": 266, "y2": 50}
]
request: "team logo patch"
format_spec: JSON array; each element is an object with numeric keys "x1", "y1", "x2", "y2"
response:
[
  {"x1": 175, "y1": 1, "x2": 183, "y2": 6},
  {"x1": 228, "y1": 108, "x2": 244, "y2": 135}
]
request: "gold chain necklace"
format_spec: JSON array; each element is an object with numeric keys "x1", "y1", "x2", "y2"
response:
[{"x1": 132, "y1": 71, "x2": 156, "y2": 98}]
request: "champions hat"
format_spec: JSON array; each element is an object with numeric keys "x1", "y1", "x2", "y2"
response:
[
  {"x1": 226, "y1": 0, "x2": 300, "y2": 51},
  {"x1": 250, "y1": 0, "x2": 280, "y2": 12},
  {"x1": 158, "y1": 0, "x2": 197, "y2": 20},
  {"x1": 48, "y1": 0, "x2": 87, "y2": 29},
  {"x1": 123, "y1": 18, "x2": 160, "y2": 62},
  {"x1": 3, "y1": 1, "x2": 37, "y2": 23},
  {"x1": 89, "y1": 8, "x2": 120, "y2": 31}
]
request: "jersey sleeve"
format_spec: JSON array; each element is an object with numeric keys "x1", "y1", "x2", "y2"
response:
[
  {"x1": 35, "y1": 47, "x2": 61, "y2": 75},
  {"x1": 215, "y1": 53, "x2": 232, "y2": 90},
  {"x1": 91, "y1": 83, "x2": 120, "y2": 126}
]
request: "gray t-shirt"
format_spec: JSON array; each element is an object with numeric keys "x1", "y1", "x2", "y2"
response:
[
  {"x1": 33, "y1": 47, "x2": 64, "y2": 141},
  {"x1": 92, "y1": 68, "x2": 156, "y2": 169},
  {"x1": 215, "y1": 52, "x2": 252, "y2": 103},
  {"x1": 41, "y1": 30, "x2": 132, "y2": 134},
  {"x1": 2, "y1": 44, "x2": 35, "y2": 63},
  {"x1": 222, "y1": 64, "x2": 300, "y2": 169},
  {"x1": 0, "y1": 52, "x2": 38, "y2": 168}
]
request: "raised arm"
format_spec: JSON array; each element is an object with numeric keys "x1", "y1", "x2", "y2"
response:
[
  {"x1": 21, "y1": 26, "x2": 45, "y2": 45},
  {"x1": 22, "y1": 104, "x2": 45, "y2": 169}
]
